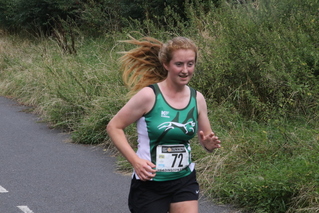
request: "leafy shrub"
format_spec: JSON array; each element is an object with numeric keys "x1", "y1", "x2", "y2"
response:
[
  {"x1": 189, "y1": 0, "x2": 319, "y2": 120},
  {"x1": 0, "y1": 0, "x2": 81, "y2": 34}
]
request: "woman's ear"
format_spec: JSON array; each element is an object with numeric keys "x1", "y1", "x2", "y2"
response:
[{"x1": 163, "y1": 63, "x2": 169, "y2": 71}]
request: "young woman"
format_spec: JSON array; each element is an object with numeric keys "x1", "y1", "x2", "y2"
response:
[{"x1": 106, "y1": 36, "x2": 221, "y2": 213}]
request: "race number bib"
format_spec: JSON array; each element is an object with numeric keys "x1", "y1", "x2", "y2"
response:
[{"x1": 156, "y1": 145, "x2": 190, "y2": 172}]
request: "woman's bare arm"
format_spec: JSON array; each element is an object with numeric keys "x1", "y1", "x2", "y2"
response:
[
  {"x1": 196, "y1": 91, "x2": 221, "y2": 152},
  {"x1": 106, "y1": 87, "x2": 157, "y2": 180}
]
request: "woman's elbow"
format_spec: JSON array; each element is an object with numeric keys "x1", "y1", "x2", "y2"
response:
[
  {"x1": 106, "y1": 120, "x2": 123, "y2": 135},
  {"x1": 106, "y1": 121, "x2": 114, "y2": 134}
]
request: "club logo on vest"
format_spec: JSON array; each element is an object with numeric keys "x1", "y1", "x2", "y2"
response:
[
  {"x1": 157, "y1": 121, "x2": 196, "y2": 134},
  {"x1": 161, "y1": 111, "x2": 170, "y2": 118}
]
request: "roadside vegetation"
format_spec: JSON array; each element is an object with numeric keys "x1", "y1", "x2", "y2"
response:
[{"x1": 0, "y1": 0, "x2": 318, "y2": 212}]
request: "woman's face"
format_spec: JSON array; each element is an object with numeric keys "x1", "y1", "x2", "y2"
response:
[{"x1": 163, "y1": 49, "x2": 196, "y2": 86}]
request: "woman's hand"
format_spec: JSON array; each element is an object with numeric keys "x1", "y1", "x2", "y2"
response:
[
  {"x1": 132, "y1": 158, "x2": 157, "y2": 181},
  {"x1": 199, "y1": 131, "x2": 221, "y2": 152}
]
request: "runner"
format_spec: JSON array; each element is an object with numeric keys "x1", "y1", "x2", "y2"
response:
[{"x1": 107, "y1": 36, "x2": 221, "y2": 213}]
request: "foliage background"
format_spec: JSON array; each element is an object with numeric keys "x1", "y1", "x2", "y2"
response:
[{"x1": 0, "y1": 0, "x2": 318, "y2": 212}]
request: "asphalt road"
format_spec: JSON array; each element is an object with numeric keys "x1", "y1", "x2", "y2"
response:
[{"x1": 0, "y1": 96, "x2": 233, "y2": 213}]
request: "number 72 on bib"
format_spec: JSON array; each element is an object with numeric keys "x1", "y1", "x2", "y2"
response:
[{"x1": 156, "y1": 145, "x2": 190, "y2": 172}]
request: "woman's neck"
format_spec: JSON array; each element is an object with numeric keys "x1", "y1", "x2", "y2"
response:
[
  {"x1": 158, "y1": 80, "x2": 187, "y2": 95},
  {"x1": 157, "y1": 81, "x2": 190, "y2": 109}
]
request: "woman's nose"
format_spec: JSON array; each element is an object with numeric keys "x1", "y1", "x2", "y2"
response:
[{"x1": 181, "y1": 65, "x2": 188, "y2": 73}]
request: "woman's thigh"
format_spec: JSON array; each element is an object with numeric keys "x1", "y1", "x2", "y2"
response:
[{"x1": 170, "y1": 200, "x2": 198, "y2": 213}]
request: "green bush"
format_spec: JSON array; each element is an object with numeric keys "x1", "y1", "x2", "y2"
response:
[
  {"x1": 0, "y1": 0, "x2": 81, "y2": 34},
  {"x1": 189, "y1": 0, "x2": 319, "y2": 120},
  {"x1": 0, "y1": 0, "x2": 220, "y2": 36}
]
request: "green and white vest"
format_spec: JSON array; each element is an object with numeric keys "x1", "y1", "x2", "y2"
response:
[{"x1": 135, "y1": 83, "x2": 198, "y2": 181}]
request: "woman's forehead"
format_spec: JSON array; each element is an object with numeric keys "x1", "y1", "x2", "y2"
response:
[{"x1": 171, "y1": 49, "x2": 196, "y2": 61}]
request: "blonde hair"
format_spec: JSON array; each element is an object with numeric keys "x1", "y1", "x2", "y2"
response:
[{"x1": 119, "y1": 36, "x2": 198, "y2": 96}]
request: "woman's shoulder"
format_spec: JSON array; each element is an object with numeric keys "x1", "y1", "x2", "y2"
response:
[
  {"x1": 195, "y1": 90, "x2": 204, "y2": 99},
  {"x1": 132, "y1": 86, "x2": 156, "y2": 104},
  {"x1": 124, "y1": 86, "x2": 156, "y2": 116},
  {"x1": 195, "y1": 90, "x2": 207, "y2": 111},
  {"x1": 139, "y1": 85, "x2": 156, "y2": 96},
  {"x1": 134, "y1": 86, "x2": 156, "y2": 113}
]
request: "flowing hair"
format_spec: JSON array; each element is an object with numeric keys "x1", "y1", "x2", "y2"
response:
[{"x1": 119, "y1": 36, "x2": 198, "y2": 97}]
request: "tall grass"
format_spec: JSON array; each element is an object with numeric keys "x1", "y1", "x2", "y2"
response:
[
  {"x1": 0, "y1": 0, "x2": 318, "y2": 212},
  {"x1": 0, "y1": 34, "x2": 129, "y2": 144}
]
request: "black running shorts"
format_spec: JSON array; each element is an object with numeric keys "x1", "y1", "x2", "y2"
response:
[{"x1": 128, "y1": 170, "x2": 199, "y2": 213}]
